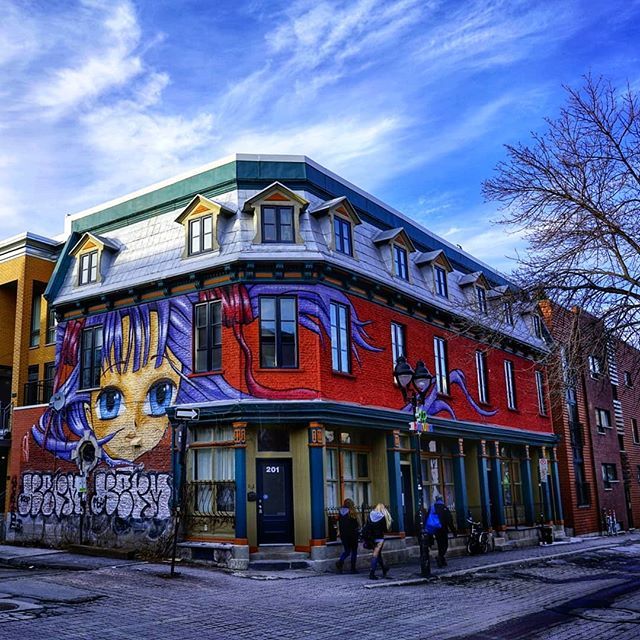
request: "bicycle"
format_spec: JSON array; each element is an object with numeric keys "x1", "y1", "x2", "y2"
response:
[
  {"x1": 602, "y1": 508, "x2": 618, "y2": 536},
  {"x1": 466, "y1": 515, "x2": 495, "y2": 555}
]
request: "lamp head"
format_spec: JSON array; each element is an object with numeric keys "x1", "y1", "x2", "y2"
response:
[
  {"x1": 413, "y1": 360, "x2": 433, "y2": 394},
  {"x1": 393, "y1": 355, "x2": 414, "y2": 389}
]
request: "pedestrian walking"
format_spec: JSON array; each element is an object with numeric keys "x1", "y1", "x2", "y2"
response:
[
  {"x1": 335, "y1": 498, "x2": 359, "y2": 574},
  {"x1": 427, "y1": 495, "x2": 457, "y2": 567},
  {"x1": 365, "y1": 503, "x2": 392, "y2": 580}
]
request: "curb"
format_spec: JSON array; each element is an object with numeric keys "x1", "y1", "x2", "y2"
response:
[{"x1": 362, "y1": 539, "x2": 636, "y2": 589}]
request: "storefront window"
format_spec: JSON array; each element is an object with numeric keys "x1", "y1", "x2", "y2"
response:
[
  {"x1": 501, "y1": 446, "x2": 524, "y2": 526},
  {"x1": 325, "y1": 430, "x2": 371, "y2": 510},
  {"x1": 421, "y1": 440, "x2": 455, "y2": 513}
]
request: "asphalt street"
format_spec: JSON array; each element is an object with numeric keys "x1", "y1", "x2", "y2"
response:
[{"x1": 0, "y1": 536, "x2": 639, "y2": 639}]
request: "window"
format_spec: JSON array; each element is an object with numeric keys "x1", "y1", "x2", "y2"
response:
[
  {"x1": 393, "y1": 245, "x2": 409, "y2": 281},
  {"x1": 30, "y1": 291, "x2": 41, "y2": 347},
  {"x1": 261, "y1": 206, "x2": 294, "y2": 243},
  {"x1": 595, "y1": 408, "x2": 612, "y2": 434},
  {"x1": 194, "y1": 300, "x2": 222, "y2": 373},
  {"x1": 333, "y1": 216, "x2": 353, "y2": 256},
  {"x1": 325, "y1": 430, "x2": 371, "y2": 509},
  {"x1": 503, "y1": 301, "x2": 514, "y2": 326},
  {"x1": 434, "y1": 337, "x2": 449, "y2": 395},
  {"x1": 504, "y1": 360, "x2": 517, "y2": 410},
  {"x1": 46, "y1": 305, "x2": 57, "y2": 344},
  {"x1": 535, "y1": 371, "x2": 547, "y2": 416},
  {"x1": 588, "y1": 354, "x2": 602, "y2": 378},
  {"x1": 434, "y1": 266, "x2": 448, "y2": 298},
  {"x1": 43, "y1": 361, "x2": 55, "y2": 403},
  {"x1": 421, "y1": 440, "x2": 456, "y2": 512},
  {"x1": 624, "y1": 371, "x2": 633, "y2": 387},
  {"x1": 618, "y1": 434, "x2": 625, "y2": 451},
  {"x1": 632, "y1": 418, "x2": 639, "y2": 445},
  {"x1": 257, "y1": 426, "x2": 290, "y2": 452},
  {"x1": 533, "y1": 314, "x2": 543, "y2": 339},
  {"x1": 25, "y1": 365, "x2": 39, "y2": 405},
  {"x1": 637, "y1": 465, "x2": 640, "y2": 484},
  {"x1": 259, "y1": 296, "x2": 297, "y2": 368},
  {"x1": 475, "y1": 286, "x2": 487, "y2": 314},
  {"x1": 188, "y1": 216, "x2": 213, "y2": 255},
  {"x1": 330, "y1": 302, "x2": 351, "y2": 373},
  {"x1": 80, "y1": 325, "x2": 102, "y2": 389},
  {"x1": 602, "y1": 463, "x2": 618, "y2": 489},
  {"x1": 475, "y1": 351, "x2": 489, "y2": 404},
  {"x1": 79, "y1": 250, "x2": 98, "y2": 285},
  {"x1": 391, "y1": 322, "x2": 405, "y2": 368},
  {"x1": 189, "y1": 427, "x2": 235, "y2": 516}
]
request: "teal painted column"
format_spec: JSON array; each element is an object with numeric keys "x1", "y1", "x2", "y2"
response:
[
  {"x1": 520, "y1": 445, "x2": 535, "y2": 526},
  {"x1": 550, "y1": 448, "x2": 564, "y2": 524},
  {"x1": 541, "y1": 447, "x2": 554, "y2": 523},
  {"x1": 478, "y1": 440, "x2": 492, "y2": 529},
  {"x1": 452, "y1": 438, "x2": 469, "y2": 532},
  {"x1": 233, "y1": 423, "x2": 248, "y2": 541},
  {"x1": 489, "y1": 441, "x2": 506, "y2": 530},
  {"x1": 308, "y1": 423, "x2": 326, "y2": 542},
  {"x1": 411, "y1": 438, "x2": 422, "y2": 519},
  {"x1": 386, "y1": 431, "x2": 404, "y2": 534}
]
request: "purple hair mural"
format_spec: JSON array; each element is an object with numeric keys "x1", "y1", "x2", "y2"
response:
[{"x1": 32, "y1": 283, "x2": 381, "y2": 468}]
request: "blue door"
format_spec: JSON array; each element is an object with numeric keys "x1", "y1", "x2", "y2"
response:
[{"x1": 257, "y1": 459, "x2": 294, "y2": 544}]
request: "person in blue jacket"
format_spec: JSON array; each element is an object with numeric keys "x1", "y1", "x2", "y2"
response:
[{"x1": 429, "y1": 495, "x2": 457, "y2": 567}]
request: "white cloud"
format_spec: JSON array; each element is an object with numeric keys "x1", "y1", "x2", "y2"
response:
[{"x1": 34, "y1": 1, "x2": 144, "y2": 116}]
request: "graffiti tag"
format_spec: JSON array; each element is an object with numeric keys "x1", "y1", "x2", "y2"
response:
[{"x1": 17, "y1": 472, "x2": 82, "y2": 518}]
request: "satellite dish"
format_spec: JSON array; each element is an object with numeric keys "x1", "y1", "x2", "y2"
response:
[{"x1": 50, "y1": 391, "x2": 65, "y2": 411}]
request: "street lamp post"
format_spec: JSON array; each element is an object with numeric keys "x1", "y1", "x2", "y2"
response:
[{"x1": 393, "y1": 355, "x2": 433, "y2": 578}]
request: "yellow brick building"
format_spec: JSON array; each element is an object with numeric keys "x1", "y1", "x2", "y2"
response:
[{"x1": 0, "y1": 233, "x2": 60, "y2": 512}]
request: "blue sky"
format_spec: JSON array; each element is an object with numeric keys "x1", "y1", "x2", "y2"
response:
[{"x1": 1, "y1": 0, "x2": 639, "y2": 272}]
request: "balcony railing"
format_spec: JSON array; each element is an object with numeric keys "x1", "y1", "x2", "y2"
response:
[{"x1": 23, "y1": 378, "x2": 55, "y2": 406}]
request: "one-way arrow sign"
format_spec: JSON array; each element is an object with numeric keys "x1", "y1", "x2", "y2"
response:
[{"x1": 175, "y1": 407, "x2": 199, "y2": 421}]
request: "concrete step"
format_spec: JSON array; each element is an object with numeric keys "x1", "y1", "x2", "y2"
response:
[
  {"x1": 248, "y1": 559, "x2": 310, "y2": 571},
  {"x1": 250, "y1": 551, "x2": 309, "y2": 561}
]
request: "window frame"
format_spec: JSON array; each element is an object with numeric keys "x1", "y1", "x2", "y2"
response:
[
  {"x1": 333, "y1": 215, "x2": 353, "y2": 256},
  {"x1": 391, "y1": 322, "x2": 406, "y2": 369},
  {"x1": 259, "y1": 296, "x2": 298, "y2": 369},
  {"x1": 188, "y1": 215, "x2": 214, "y2": 256},
  {"x1": 503, "y1": 301, "x2": 514, "y2": 326},
  {"x1": 261, "y1": 205, "x2": 295, "y2": 244},
  {"x1": 434, "y1": 265, "x2": 448, "y2": 298},
  {"x1": 602, "y1": 462, "x2": 618, "y2": 490},
  {"x1": 533, "y1": 314, "x2": 543, "y2": 339},
  {"x1": 475, "y1": 350, "x2": 489, "y2": 405},
  {"x1": 504, "y1": 359, "x2": 517, "y2": 410},
  {"x1": 535, "y1": 370, "x2": 547, "y2": 416},
  {"x1": 79, "y1": 250, "x2": 98, "y2": 285},
  {"x1": 46, "y1": 304, "x2": 57, "y2": 345},
  {"x1": 434, "y1": 336, "x2": 449, "y2": 395},
  {"x1": 588, "y1": 354, "x2": 603, "y2": 378},
  {"x1": 194, "y1": 300, "x2": 223, "y2": 373},
  {"x1": 393, "y1": 244, "x2": 409, "y2": 281},
  {"x1": 330, "y1": 301, "x2": 351, "y2": 374},
  {"x1": 325, "y1": 430, "x2": 372, "y2": 510},
  {"x1": 475, "y1": 286, "x2": 488, "y2": 314},
  {"x1": 80, "y1": 325, "x2": 102, "y2": 390},
  {"x1": 595, "y1": 407, "x2": 612, "y2": 434},
  {"x1": 632, "y1": 418, "x2": 640, "y2": 445},
  {"x1": 29, "y1": 291, "x2": 41, "y2": 348}
]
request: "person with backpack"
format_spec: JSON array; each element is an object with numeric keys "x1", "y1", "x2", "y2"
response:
[
  {"x1": 364, "y1": 503, "x2": 392, "y2": 580},
  {"x1": 425, "y1": 495, "x2": 457, "y2": 567},
  {"x1": 335, "y1": 498, "x2": 360, "y2": 574}
]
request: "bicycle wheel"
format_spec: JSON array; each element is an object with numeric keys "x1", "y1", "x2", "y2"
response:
[{"x1": 479, "y1": 533, "x2": 489, "y2": 554}]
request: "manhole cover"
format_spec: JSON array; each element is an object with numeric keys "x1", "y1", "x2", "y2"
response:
[
  {"x1": 0, "y1": 603, "x2": 19, "y2": 612},
  {"x1": 579, "y1": 608, "x2": 640, "y2": 623}
]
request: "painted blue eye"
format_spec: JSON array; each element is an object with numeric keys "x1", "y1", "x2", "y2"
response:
[
  {"x1": 144, "y1": 380, "x2": 175, "y2": 416},
  {"x1": 96, "y1": 388, "x2": 124, "y2": 420}
]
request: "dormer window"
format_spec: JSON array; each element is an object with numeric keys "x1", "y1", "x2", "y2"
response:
[
  {"x1": 373, "y1": 227, "x2": 416, "y2": 282},
  {"x1": 503, "y1": 301, "x2": 514, "y2": 326},
  {"x1": 262, "y1": 206, "x2": 294, "y2": 243},
  {"x1": 532, "y1": 314, "x2": 543, "y2": 339},
  {"x1": 79, "y1": 250, "x2": 98, "y2": 285},
  {"x1": 394, "y1": 245, "x2": 409, "y2": 281},
  {"x1": 333, "y1": 216, "x2": 353, "y2": 256},
  {"x1": 189, "y1": 215, "x2": 213, "y2": 255},
  {"x1": 434, "y1": 265, "x2": 448, "y2": 298},
  {"x1": 70, "y1": 232, "x2": 120, "y2": 287},
  {"x1": 176, "y1": 194, "x2": 235, "y2": 258},
  {"x1": 476, "y1": 286, "x2": 488, "y2": 314},
  {"x1": 243, "y1": 182, "x2": 309, "y2": 245}
]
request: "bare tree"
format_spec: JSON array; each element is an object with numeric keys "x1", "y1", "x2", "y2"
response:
[{"x1": 483, "y1": 75, "x2": 640, "y2": 350}]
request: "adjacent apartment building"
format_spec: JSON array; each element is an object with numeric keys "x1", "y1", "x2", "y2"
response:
[{"x1": 4, "y1": 155, "x2": 564, "y2": 566}]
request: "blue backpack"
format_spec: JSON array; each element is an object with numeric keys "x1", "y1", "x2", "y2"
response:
[{"x1": 425, "y1": 506, "x2": 442, "y2": 535}]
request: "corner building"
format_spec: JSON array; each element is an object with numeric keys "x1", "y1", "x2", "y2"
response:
[{"x1": 6, "y1": 155, "x2": 561, "y2": 566}]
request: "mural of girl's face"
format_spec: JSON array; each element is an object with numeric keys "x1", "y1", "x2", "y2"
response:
[{"x1": 90, "y1": 312, "x2": 181, "y2": 463}]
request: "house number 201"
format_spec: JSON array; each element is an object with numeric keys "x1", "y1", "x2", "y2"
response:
[{"x1": 266, "y1": 466, "x2": 281, "y2": 473}]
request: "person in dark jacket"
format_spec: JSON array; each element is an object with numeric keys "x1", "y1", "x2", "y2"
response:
[
  {"x1": 336, "y1": 498, "x2": 359, "y2": 573},
  {"x1": 366, "y1": 503, "x2": 392, "y2": 580},
  {"x1": 430, "y1": 495, "x2": 457, "y2": 567}
]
